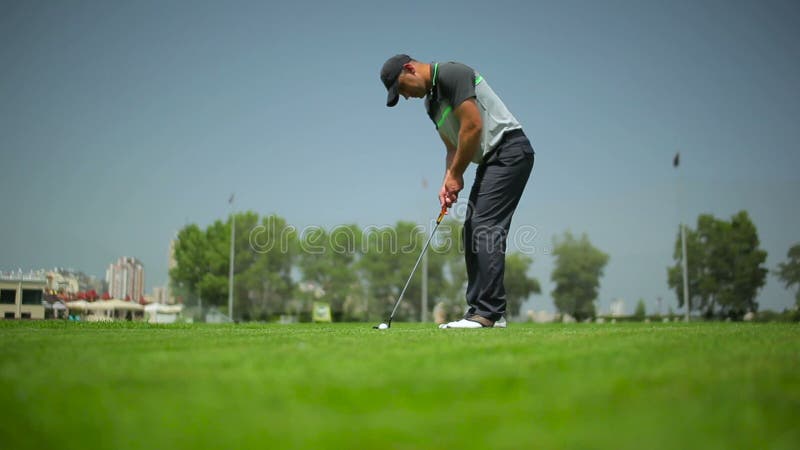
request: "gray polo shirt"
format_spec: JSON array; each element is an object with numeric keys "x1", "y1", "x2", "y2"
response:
[{"x1": 425, "y1": 61, "x2": 522, "y2": 164}]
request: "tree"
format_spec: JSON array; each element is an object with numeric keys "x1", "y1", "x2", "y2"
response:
[
  {"x1": 233, "y1": 213, "x2": 296, "y2": 321},
  {"x1": 195, "y1": 219, "x2": 231, "y2": 308},
  {"x1": 169, "y1": 224, "x2": 210, "y2": 305},
  {"x1": 170, "y1": 213, "x2": 297, "y2": 321},
  {"x1": 504, "y1": 252, "x2": 541, "y2": 318},
  {"x1": 633, "y1": 299, "x2": 646, "y2": 321},
  {"x1": 297, "y1": 224, "x2": 361, "y2": 320},
  {"x1": 551, "y1": 231, "x2": 609, "y2": 320},
  {"x1": 775, "y1": 243, "x2": 800, "y2": 308},
  {"x1": 667, "y1": 211, "x2": 768, "y2": 320}
]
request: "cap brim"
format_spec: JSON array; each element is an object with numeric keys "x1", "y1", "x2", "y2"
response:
[{"x1": 386, "y1": 83, "x2": 399, "y2": 107}]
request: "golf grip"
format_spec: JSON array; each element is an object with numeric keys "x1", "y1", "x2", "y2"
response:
[
  {"x1": 388, "y1": 207, "x2": 448, "y2": 322},
  {"x1": 436, "y1": 206, "x2": 447, "y2": 224}
]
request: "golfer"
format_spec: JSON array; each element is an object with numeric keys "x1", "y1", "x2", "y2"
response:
[{"x1": 380, "y1": 54, "x2": 534, "y2": 328}]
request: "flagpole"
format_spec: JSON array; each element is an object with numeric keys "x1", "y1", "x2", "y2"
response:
[
  {"x1": 674, "y1": 152, "x2": 690, "y2": 322},
  {"x1": 681, "y1": 221, "x2": 689, "y2": 322},
  {"x1": 228, "y1": 193, "x2": 235, "y2": 321}
]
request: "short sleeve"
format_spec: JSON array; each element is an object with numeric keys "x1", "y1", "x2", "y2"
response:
[{"x1": 438, "y1": 62, "x2": 476, "y2": 109}]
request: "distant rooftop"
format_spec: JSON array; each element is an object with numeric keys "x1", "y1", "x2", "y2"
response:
[{"x1": 0, "y1": 270, "x2": 47, "y2": 282}]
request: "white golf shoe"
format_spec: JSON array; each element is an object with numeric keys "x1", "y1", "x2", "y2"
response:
[
  {"x1": 439, "y1": 315, "x2": 506, "y2": 329},
  {"x1": 439, "y1": 319, "x2": 484, "y2": 329}
]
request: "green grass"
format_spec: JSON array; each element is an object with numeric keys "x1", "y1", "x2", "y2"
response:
[{"x1": 1, "y1": 321, "x2": 798, "y2": 450}]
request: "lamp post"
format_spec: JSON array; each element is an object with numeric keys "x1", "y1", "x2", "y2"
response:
[
  {"x1": 421, "y1": 177, "x2": 430, "y2": 322},
  {"x1": 422, "y1": 245, "x2": 428, "y2": 322}
]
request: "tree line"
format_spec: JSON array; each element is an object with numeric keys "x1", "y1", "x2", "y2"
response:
[
  {"x1": 555, "y1": 210, "x2": 798, "y2": 321},
  {"x1": 170, "y1": 210, "x2": 799, "y2": 322},
  {"x1": 667, "y1": 211, "x2": 798, "y2": 320}
]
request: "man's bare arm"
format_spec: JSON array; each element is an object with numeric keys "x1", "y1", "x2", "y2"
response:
[
  {"x1": 448, "y1": 98, "x2": 482, "y2": 178},
  {"x1": 439, "y1": 131, "x2": 457, "y2": 171},
  {"x1": 440, "y1": 99, "x2": 482, "y2": 208}
]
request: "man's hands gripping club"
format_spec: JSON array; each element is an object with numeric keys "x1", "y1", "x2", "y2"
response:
[{"x1": 440, "y1": 172, "x2": 463, "y2": 209}]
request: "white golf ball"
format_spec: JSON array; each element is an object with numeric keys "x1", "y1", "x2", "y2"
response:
[{"x1": 378, "y1": 323, "x2": 389, "y2": 330}]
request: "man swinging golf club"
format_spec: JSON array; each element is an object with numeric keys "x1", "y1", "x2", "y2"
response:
[{"x1": 380, "y1": 54, "x2": 535, "y2": 329}]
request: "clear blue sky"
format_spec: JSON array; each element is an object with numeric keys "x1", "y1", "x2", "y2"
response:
[{"x1": 2, "y1": 0, "x2": 798, "y2": 314}]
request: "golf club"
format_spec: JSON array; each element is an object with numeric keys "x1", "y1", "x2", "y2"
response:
[{"x1": 374, "y1": 206, "x2": 448, "y2": 330}]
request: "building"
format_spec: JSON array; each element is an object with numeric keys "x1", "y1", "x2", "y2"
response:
[
  {"x1": 45, "y1": 270, "x2": 79, "y2": 295},
  {"x1": 610, "y1": 298, "x2": 626, "y2": 317},
  {"x1": 0, "y1": 271, "x2": 46, "y2": 319},
  {"x1": 43, "y1": 269, "x2": 105, "y2": 300},
  {"x1": 168, "y1": 239, "x2": 177, "y2": 274},
  {"x1": 167, "y1": 238, "x2": 177, "y2": 303},
  {"x1": 106, "y1": 257, "x2": 145, "y2": 301},
  {"x1": 151, "y1": 286, "x2": 171, "y2": 304}
]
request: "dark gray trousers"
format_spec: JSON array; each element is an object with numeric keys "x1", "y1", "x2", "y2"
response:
[{"x1": 463, "y1": 130, "x2": 534, "y2": 321}]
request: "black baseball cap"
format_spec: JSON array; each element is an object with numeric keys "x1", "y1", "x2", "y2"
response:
[{"x1": 380, "y1": 54, "x2": 412, "y2": 107}]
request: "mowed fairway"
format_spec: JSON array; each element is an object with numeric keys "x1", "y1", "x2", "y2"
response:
[{"x1": 1, "y1": 321, "x2": 798, "y2": 450}]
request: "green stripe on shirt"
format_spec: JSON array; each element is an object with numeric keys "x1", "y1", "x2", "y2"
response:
[{"x1": 436, "y1": 106, "x2": 452, "y2": 128}]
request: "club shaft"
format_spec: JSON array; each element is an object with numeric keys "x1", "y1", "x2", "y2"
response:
[{"x1": 388, "y1": 219, "x2": 442, "y2": 322}]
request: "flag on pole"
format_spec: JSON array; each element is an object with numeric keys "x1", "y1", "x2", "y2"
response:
[
  {"x1": 229, "y1": 193, "x2": 235, "y2": 204},
  {"x1": 673, "y1": 152, "x2": 680, "y2": 168}
]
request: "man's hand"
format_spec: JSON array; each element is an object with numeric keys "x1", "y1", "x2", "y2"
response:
[{"x1": 439, "y1": 171, "x2": 463, "y2": 209}]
